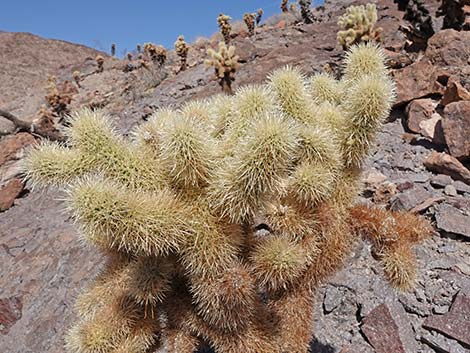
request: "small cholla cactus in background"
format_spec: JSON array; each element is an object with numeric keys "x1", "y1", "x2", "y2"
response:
[
  {"x1": 174, "y1": 35, "x2": 189, "y2": 72},
  {"x1": 144, "y1": 43, "x2": 167, "y2": 66},
  {"x1": 256, "y1": 9, "x2": 264, "y2": 25},
  {"x1": 337, "y1": 3, "x2": 382, "y2": 49},
  {"x1": 127, "y1": 52, "x2": 133, "y2": 61},
  {"x1": 45, "y1": 76, "x2": 76, "y2": 118},
  {"x1": 281, "y1": 0, "x2": 289, "y2": 12},
  {"x1": 23, "y1": 43, "x2": 432, "y2": 353},
  {"x1": 243, "y1": 13, "x2": 256, "y2": 36},
  {"x1": 299, "y1": 0, "x2": 314, "y2": 23},
  {"x1": 111, "y1": 43, "x2": 116, "y2": 56},
  {"x1": 395, "y1": 0, "x2": 435, "y2": 48},
  {"x1": 217, "y1": 13, "x2": 232, "y2": 44},
  {"x1": 205, "y1": 42, "x2": 240, "y2": 95},
  {"x1": 136, "y1": 44, "x2": 142, "y2": 53},
  {"x1": 72, "y1": 71, "x2": 81, "y2": 88},
  {"x1": 438, "y1": 0, "x2": 470, "y2": 31},
  {"x1": 95, "y1": 55, "x2": 105, "y2": 73}
]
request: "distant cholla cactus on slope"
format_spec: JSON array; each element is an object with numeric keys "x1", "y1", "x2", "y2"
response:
[
  {"x1": 144, "y1": 42, "x2": 167, "y2": 66},
  {"x1": 337, "y1": 3, "x2": 382, "y2": 48},
  {"x1": 24, "y1": 43, "x2": 432, "y2": 353},
  {"x1": 243, "y1": 13, "x2": 256, "y2": 36},
  {"x1": 217, "y1": 13, "x2": 232, "y2": 44},
  {"x1": 174, "y1": 35, "x2": 189, "y2": 72},
  {"x1": 205, "y1": 42, "x2": 240, "y2": 95}
]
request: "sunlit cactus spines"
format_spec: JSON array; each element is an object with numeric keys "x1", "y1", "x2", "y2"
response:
[
  {"x1": 205, "y1": 42, "x2": 240, "y2": 95},
  {"x1": 24, "y1": 43, "x2": 431, "y2": 353},
  {"x1": 337, "y1": 3, "x2": 382, "y2": 48},
  {"x1": 217, "y1": 13, "x2": 232, "y2": 44},
  {"x1": 174, "y1": 35, "x2": 189, "y2": 72}
]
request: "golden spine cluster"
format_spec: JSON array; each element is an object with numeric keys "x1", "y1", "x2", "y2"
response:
[{"x1": 24, "y1": 43, "x2": 431, "y2": 353}]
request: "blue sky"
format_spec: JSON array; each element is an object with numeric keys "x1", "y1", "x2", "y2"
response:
[{"x1": 0, "y1": 1, "x2": 322, "y2": 56}]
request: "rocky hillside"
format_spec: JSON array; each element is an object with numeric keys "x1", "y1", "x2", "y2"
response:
[
  {"x1": 1, "y1": 1, "x2": 469, "y2": 352},
  {"x1": 0, "y1": 32, "x2": 105, "y2": 133}
]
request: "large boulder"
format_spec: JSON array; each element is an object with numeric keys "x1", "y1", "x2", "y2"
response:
[{"x1": 392, "y1": 29, "x2": 470, "y2": 107}]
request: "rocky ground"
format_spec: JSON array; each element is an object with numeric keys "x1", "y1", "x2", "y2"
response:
[{"x1": 0, "y1": 0, "x2": 469, "y2": 352}]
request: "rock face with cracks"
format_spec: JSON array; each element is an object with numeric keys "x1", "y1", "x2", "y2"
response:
[{"x1": 23, "y1": 43, "x2": 431, "y2": 353}]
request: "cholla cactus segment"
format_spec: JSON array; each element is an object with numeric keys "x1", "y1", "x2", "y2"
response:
[
  {"x1": 308, "y1": 73, "x2": 343, "y2": 105},
  {"x1": 24, "y1": 41, "x2": 432, "y2": 353},
  {"x1": 337, "y1": 3, "x2": 382, "y2": 48},
  {"x1": 205, "y1": 42, "x2": 240, "y2": 95},
  {"x1": 174, "y1": 35, "x2": 189, "y2": 72},
  {"x1": 243, "y1": 13, "x2": 256, "y2": 36},
  {"x1": 268, "y1": 66, "x2": 316, "y2": 124},
  {"x1": 217, "y1": 13, "x2": 232, "y2": 44}
]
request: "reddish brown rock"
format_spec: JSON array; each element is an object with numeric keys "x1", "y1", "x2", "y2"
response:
[
  {"x1": 393, "y1": 30, "x2": 470, "y2": 107},
  {"x1": 392, "y1": 61, "x2": 445, "y2": 107},
  {"x1": 0, "y1": 296, "x2": 22, "y2": 334},
  {"x1": 361, "y1": 304, "x2": 408, "y2": 353},
  {"x1": 441, "y1": 101, "x2": 470, "y2": 160},
  {"x1": 405, "y1": 99, "x2": 437, "y2": 134},
  {"x1": 0, "y1": 178, "x2": 24, "y2": 212},
  {"x1": 423, "y1": 293, "x2": 470, "y2": 346},
  {"x1": 441, "y1": 78, "x2": 470, "y2": 106},
  {"x1": 0, "y1": 133, "x2": 35, "y2": 167},
  {"x1": 424, "y1": 151, "x2": 470, "y2": 184},
  {"x1": 405, "y1": 98, "x2": 445, "y2": 144}
]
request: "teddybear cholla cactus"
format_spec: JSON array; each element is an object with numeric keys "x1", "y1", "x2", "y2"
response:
[
  {"x1": 205, "y1": 42, "x2": 240, "y2": 95},
  {"x1": 174, "y1": 35, "x2": 189, "y2": 72},
  {"x1": 217, "y1": 13, "x2": 232, "y2": 44},
  {"x1": 144, "y1": 43, "x2": 167, "y2": 66},
  {"x1": 24, "y1": 43, "x2": 431, "y2": 353},
  {"x1": 243, "y1": 13, "x2": 256, "y2": 36},
  {"x1": 337, "y1": 3, "x2": 382, "y2": 48}
]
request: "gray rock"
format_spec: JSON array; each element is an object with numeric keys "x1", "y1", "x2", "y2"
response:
[
  {"x1": 389, "y1": 185, "x2": 432, "y2": 211},
  {"x1": 430, "y1": 174, "x2": 453, "y2": 188},
  {"x1": 444, "y1": 185, "x2": 458, "y2": 196},
  {"x1": 453, "y1": 180, "x2": 470, "y2": 194},
  {"x1": 323, "y1": 285, "x2": 344, "y2": 314},
  {"x1": 421, "y1": 331, "x2": 469, "y2": 353},
  {"x1": 435, "y1": 203, "x2": 470, "y2": 239}
]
